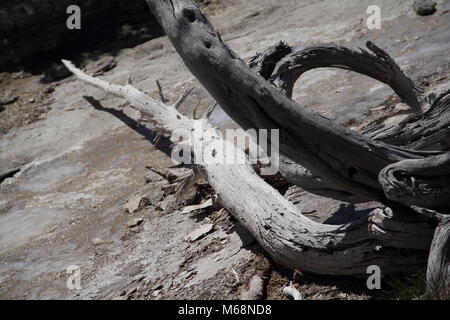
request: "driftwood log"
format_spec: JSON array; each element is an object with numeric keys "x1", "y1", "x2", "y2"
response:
[
  {"x1": 62, "y1": 58, "x2": 436, "y2": 292},
  {"x1": 63, "y1": 0, "x2": 449, "y2": 299}
]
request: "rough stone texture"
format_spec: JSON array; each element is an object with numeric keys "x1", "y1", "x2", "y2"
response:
[
  {"x1": 186, "y1": 223, "x2": 214, "y2": 242},
  {"x1": 0, "y1": 0, "x2": 162, "y2": 69}
]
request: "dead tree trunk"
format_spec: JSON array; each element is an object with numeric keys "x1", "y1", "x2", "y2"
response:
[
  {"x1": 145, "y1": 0, "x2": 449, "y2": 298},
  {"x1": 62, "y1": 59, "x2": 434, "y2": 277},
  {"x1": 251, "y1": 42, "x2": 450, "y2": 208},
  {"x1": 145, "y1": 0, "x2": 449, "y2": 207},
  {"x1": 63, "y1": 0, "x2": 449, "y2": 298}
]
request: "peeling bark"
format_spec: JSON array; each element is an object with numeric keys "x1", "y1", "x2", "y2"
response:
[{"x1": 365, "y1": 89, "x2": 450, "y2": 151}]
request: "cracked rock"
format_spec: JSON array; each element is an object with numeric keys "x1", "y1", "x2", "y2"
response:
[{"x1": 124, "y1": 195, "x2": 149, "y2": 213}]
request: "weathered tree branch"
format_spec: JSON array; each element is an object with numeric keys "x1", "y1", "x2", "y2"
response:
[
  {"x1": 143, "y1": 0, "x2": 450, "y2": 297},
  {"x1": 145, "y1": 0, "x2": 449, "y2": 208},
  {"x1": 379, "y1": 153, "x2": 450, "y2": 208},
  {"x1": 365, "y1": 89, "x2": 450, "y2": 151},
  {"x1": 62, "y1": 59, "x2": 434, "y2": 276},
  {"x1": 250, "y1": 42, "x2": 450, "y2": 207},
  {"x1": 268, "y1": 41, "x2": 424, "y2": 113}
]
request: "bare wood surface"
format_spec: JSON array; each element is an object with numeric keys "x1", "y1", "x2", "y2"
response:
[{"x1": 62, "y1": 59, "x2": 434, "y2": 276}]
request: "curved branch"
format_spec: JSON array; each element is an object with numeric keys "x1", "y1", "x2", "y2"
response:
[
  {"x1": 250, "y1": 43, "x2": 372, "y2": 203},
  {"x1": 379, "y1": 153, "x2": 450, "y2": 208},
  {"x1": 279, "y1": 155, "x2": 370, "y2": 203},
  {"x1": 249, "y1": 42, "x2": 434, "y2": 203},
  {"x1": 271, "y1": 41, "x2": 424, "y2": 113},
  {"x1": 365, "y1": 89, "x2": 450, "y2": 151}
]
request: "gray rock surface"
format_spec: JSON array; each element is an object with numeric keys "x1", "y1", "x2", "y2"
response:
[{"x1": 0, "y1": 96, "x2": 19, "y2": 106}]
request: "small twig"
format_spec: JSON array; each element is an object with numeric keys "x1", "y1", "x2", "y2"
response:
[
  {"x1": 146, "y1": 166, "x2": 181, "y2": 183},
  {"x1": 173, "y1": 88, "x2": 193, "y2": 110},
  {"x1": 204, "y1": 102, "x2": 218, "y2": 120},
  {"x1": 153, "y1": 133, "x2": 162, "y2": 146},
  {"x1": 192, "y1": 106, "x2": 200, "y2": 120},
  {"x1": 192, "y1": 98, "x2": 202, "y2": 119},
  {"x1": 156, "y1": 80, "x2": 167, "y2": 103},
  {"x1": 126, "y1": 74, "x2": 133, "y2": 85}
]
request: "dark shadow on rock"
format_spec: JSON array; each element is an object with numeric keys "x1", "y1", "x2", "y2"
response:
[
  {"x1": 41, "y1": 63, "x2": 73, "y2": 84},
  {"x1": 324, "y1": 203, "x2": 381, "y2": 225},
  {"x1": 0, "y1": 0, "x2": 164, "y2": 74},
  {"x1": 227, "y1": 222, "x2": 256, "y2": 248},
  {"x1": 0, "y1": 168, "x2": 21, "y2": 185},
  {"x1": 83, "y1": 96, "x2": 174, "y2": 159}
]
